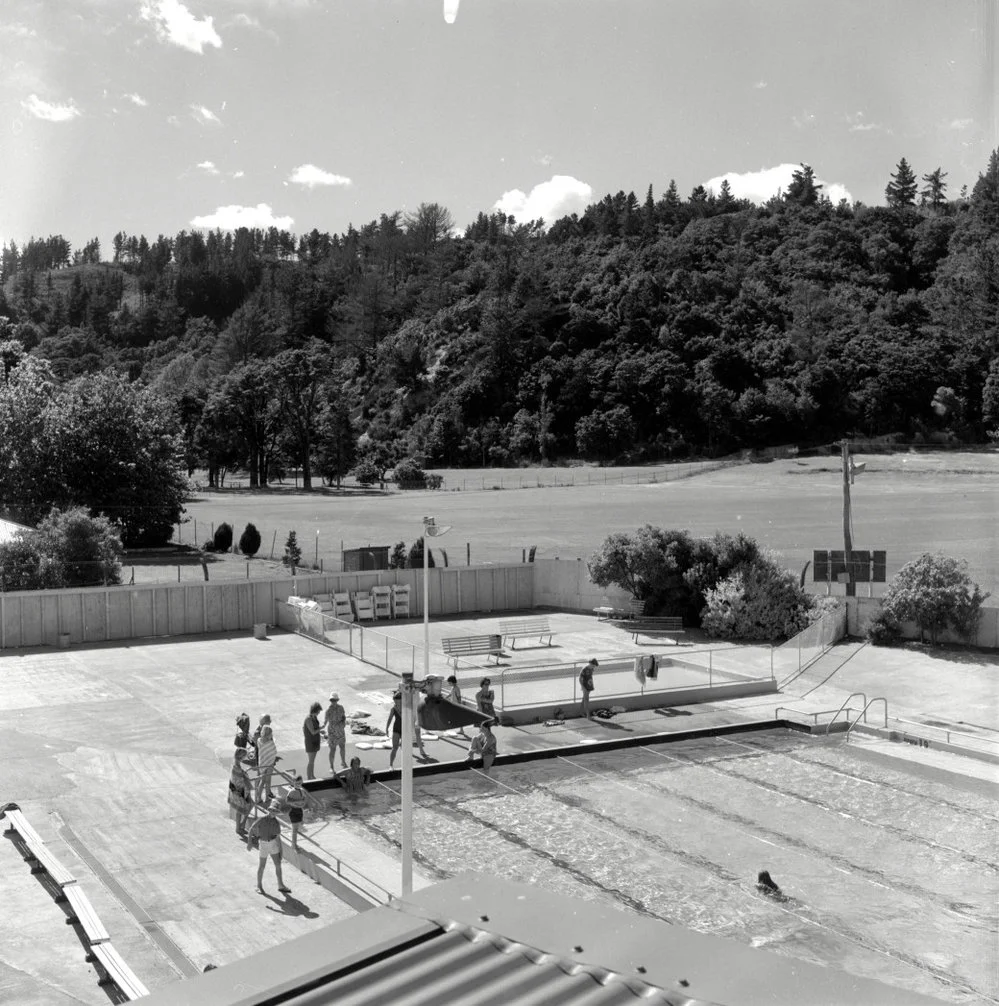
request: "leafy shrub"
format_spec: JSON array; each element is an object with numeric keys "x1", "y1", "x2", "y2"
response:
[
  {"x1": 0, "y1": 506, "x2": 123, "y2": 590},
  {"x1": 864, "y1": 609, "x2": 901, "y2": 646},
  {"x1": 352, "y1": 458, "x2": 380, "y2": 486},
  {"x1": 880, "y1": 553, "x2": 989, "y2": 644},
  {"x1": 239, "y1": 523, "x2": 262, "y2": 558},
  {"x1": 202, "y1": 540, "x2": 216, "y2": 553},
  {"x1": 394, "y1": 458, "x2": 427, "y2": 489},
  {"x1": 700, "y1": 552, "x2": 814, "y2": 642},
  {"x1": 283, "y1": 531, "x2": 302, "y2": 569},
  {"x1": 213, "y1": 522, "x2": 233, "y2": 553},
  {"x1": 588, "y1": 526, "x2": 760, "y2": 625},
  {"x1": 425, "y1": 472, "x2": 443, "y2": 489}
]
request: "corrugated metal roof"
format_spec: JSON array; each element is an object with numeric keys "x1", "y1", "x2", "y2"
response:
[{"x1": 275, "y1": 920, "x2": 710, "y2": 1006}]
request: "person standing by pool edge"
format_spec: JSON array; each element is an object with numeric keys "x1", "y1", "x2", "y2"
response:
[
  {"x1": 285, "y1": 775, "x2": 308, "y2": 851},
  {"x1": 387, "y1": 690, "x2": 403, "y2": 769},
  {"x1": 579, "y1": 658, "x2": 598, "y2": 719},
  {"x1": 303, "y1": 702, "x2": 322, "y2": 780},
  {"x1": 324, "y1": 692, "x2": 347, "y2": 772},
  {"x1": 227, "y1": 750, "x2": 252, "y2": 837},
  {"x1": 447, "y1": 675, "x2": 470, "y2": 739},
  {"x1": 476, "y1": 677, "x2": 495, "y2": 720},
  {"x1": 246, "y1": 800, "x2": 290, "y2": 895}
]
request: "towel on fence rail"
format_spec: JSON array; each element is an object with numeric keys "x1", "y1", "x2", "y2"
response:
[
  {"x1": 644, "y1": 654, "x2": 658, "y2": 680},
  {"x1": 634, "y1": 654, "x2": 659, "y2": 685}
]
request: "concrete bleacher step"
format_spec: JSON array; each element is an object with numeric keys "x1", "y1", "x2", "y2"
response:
[{"x1": 845, "y1": 732, "x2": 999, "y2": 785}]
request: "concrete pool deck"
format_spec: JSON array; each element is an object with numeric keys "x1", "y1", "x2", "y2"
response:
[{"x1": 1, "y1": 611, "x2": 996, "y2": 1004}]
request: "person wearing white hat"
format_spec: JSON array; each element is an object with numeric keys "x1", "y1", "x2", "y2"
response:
[
  {"x1": 246, "y1": 800, "x2": 290, "y2": 895},
  {"x1": 323, "y1": 692, "x2": 347, "y2": 772}
]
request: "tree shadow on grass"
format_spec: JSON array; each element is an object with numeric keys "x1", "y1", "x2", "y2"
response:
[{"x1": 896, "y1": 642, "x2": 999, "y2": 669}]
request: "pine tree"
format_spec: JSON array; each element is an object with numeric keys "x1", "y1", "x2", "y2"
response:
[
  {"x1": 970, "y1": 148, "x2": 999, "y2": 223},
  {"x1": 717, "y1": 178, "x2": 735, "y2": 211},
  {"x1": 642, "y1": 183, "x2": 656, "y2": 237},
  {"x1": 283, "y1": 530, "x2": 302, "y2": 571},
  {"x1": 920, "y1": 167, "x2": 948, "y2": 209},
  {"x1": 885, "y1": 157, "x2": 918, "y2": 207},
  {"x1": 786, "y1": 164, "x2": 822, "y2": 206}
]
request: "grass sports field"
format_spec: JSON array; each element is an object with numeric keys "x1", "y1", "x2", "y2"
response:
[{"x1": 172, "y1": 452, "x2": 999, "y2": 594}]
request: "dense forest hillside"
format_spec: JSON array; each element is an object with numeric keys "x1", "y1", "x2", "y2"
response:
[{"x1": 2, "y1": 155, "x2": 998, "y2": 487}]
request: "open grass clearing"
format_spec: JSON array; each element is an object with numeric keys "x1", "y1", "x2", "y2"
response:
[{"x1": 164, "y1": 453, "x2": 999, "y2": 594}]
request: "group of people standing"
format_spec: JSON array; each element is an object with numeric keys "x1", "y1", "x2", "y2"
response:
[{"x1": 303, "y1": 692, "x2": 349, "y2": 780}]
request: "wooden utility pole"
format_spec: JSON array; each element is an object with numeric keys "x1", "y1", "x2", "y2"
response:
[{"x1": 841, "y1": 441, "x2": 855, "y2": 597}]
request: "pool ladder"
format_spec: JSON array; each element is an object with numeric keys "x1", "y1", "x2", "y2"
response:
[{"x1": 824, "y1": 694, "x2": 888, "y2": 736}]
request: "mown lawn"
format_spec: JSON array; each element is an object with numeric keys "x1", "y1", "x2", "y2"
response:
[{"x1": 167, "y1": 452, "x2": 999, "y2": 593}]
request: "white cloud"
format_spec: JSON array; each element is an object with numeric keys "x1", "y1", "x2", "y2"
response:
[
  {"x1": 141, "y1": 0, "x2": 222, "y2": 54},
  {"x1": 0, "y1": 23, "x2": 37, "y2": 38},
  {"x1": 233, "y1": 169, "x2": 244, "y2": 178},
  {"x1": 443, "y1": 0, "x2": 460, "y2": 23},
  {"x1": 948, "y1": 117, "x2": 974, "y2": 130},
  {"x1": 289, "y1": 163, "x2": 352, "y2": 188},
  {"x1": 21, "y1": 94, "x2": 80, "y2": 122},
  {"x1": 233, "y1": 13, "x2": 260, "y2": 28},
  {"x1": 753, "y1": 80, "x2": 767, "y2": 89},
  {"x1": 703, "y1": 164, "x2": 853, "y2": 205},
  {"x1": 191, "y1": 203, "x2": 293, "y2": 230},
  {"x1": 494, "y1": 174, "x2": 593, "y2": 224},
  {"x1": 124, "y1": 92, "x2": 148, "y2": 107},
  {"x1": 850, "y1": 122, "x2": 883, "y2": 132},
  {"x1": 191, "y1": 103, "x2": 221, "y2": 125},
  {"x1": 196, "y1": 160, "x2": 219, "y2": 175}
]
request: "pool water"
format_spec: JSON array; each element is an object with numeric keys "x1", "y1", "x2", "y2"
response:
[{"x1": 324, "y1": 732, "x2": 998, "y2": 1004}]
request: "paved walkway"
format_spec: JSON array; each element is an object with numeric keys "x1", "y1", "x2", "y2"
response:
[{"x1": 1, "y1": 613, "x2": 996, "y2": 1004}]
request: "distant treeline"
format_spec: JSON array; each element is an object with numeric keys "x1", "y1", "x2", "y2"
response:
[{"x1": 0, "y1": 153, "x2": 997, "y2": 482}]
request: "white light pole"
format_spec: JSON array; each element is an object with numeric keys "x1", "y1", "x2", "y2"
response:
[{"x1": 402, "y1": 515, "x2": 450, "y2": 896}]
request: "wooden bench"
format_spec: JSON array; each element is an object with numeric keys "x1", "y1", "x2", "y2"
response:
[
  {"x1": 629, "y1": 616, "x2": 685, "y2": 644},
  {"x1": 61, "y1": 885, "x2": 110, "y2": 944},
  {"x1": 500, "y1": 617, "x2": 555, "y2": 649},
  {"x1": 441, "y1": 634, "x2": 508, "y2": 667},
  {"x1": 90, "y1": 942, "x2": 150, "y2": 1000},
  {"x1": 3, "y1": 806, "x2": 77, "y2": 888}
]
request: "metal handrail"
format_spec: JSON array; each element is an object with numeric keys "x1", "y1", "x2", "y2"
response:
[
  {"x1": 845, "y1": 697, "x2": 888, "y2": 740},
  {"x1": 824, "y1": 692, "x2": 867, "y2": 735}
]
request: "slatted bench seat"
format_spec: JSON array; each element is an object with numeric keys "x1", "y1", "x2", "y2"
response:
[
  {"x1": 2, "y1": 806, "x2": 77, "y2": 888},
  {"x1": 441, "y1": 634, "x2": 508, "y2": 667},
  {"x1": 61, "y1": 885, "x2": 110, "y2": 944},
  {"x1": 628, "y1": 616, "x2": 685, "y2": 644},
  {"x1": 90, "y1": 942, "x2": 149, "y2": 1000},
  {"x1": 499, "y1": 617, "x2": 555, "y2": 649}
]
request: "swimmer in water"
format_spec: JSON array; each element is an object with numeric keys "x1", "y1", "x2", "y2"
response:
[{"x1": 757, "y1": 870, "x2": 786, "y2": 900}]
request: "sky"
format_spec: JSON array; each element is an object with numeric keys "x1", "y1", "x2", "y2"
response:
[{"x1": 0, "y1": 0, "x2": 995, "y2": 253}]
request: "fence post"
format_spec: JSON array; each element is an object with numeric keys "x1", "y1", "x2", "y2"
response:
[
  {"x1": 385, "y1": 635, "x2": 389, "y2": 670},
  {"x1": 709, "y1": 651, "x2": 712, "y2": 688}
]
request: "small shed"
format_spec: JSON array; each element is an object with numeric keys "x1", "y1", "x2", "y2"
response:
[{"x1": 341, "y1": 545, "x2": 390, "y2": 571}]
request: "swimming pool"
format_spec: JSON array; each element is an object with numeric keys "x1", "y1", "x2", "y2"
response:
[{"x1": 322, "y1": 731, "x2": 998, "y2": 1003}]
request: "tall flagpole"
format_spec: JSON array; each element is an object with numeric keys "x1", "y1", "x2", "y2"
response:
[{"x1": 402, "y1": 516, "x2": 449, "y2": 896}]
